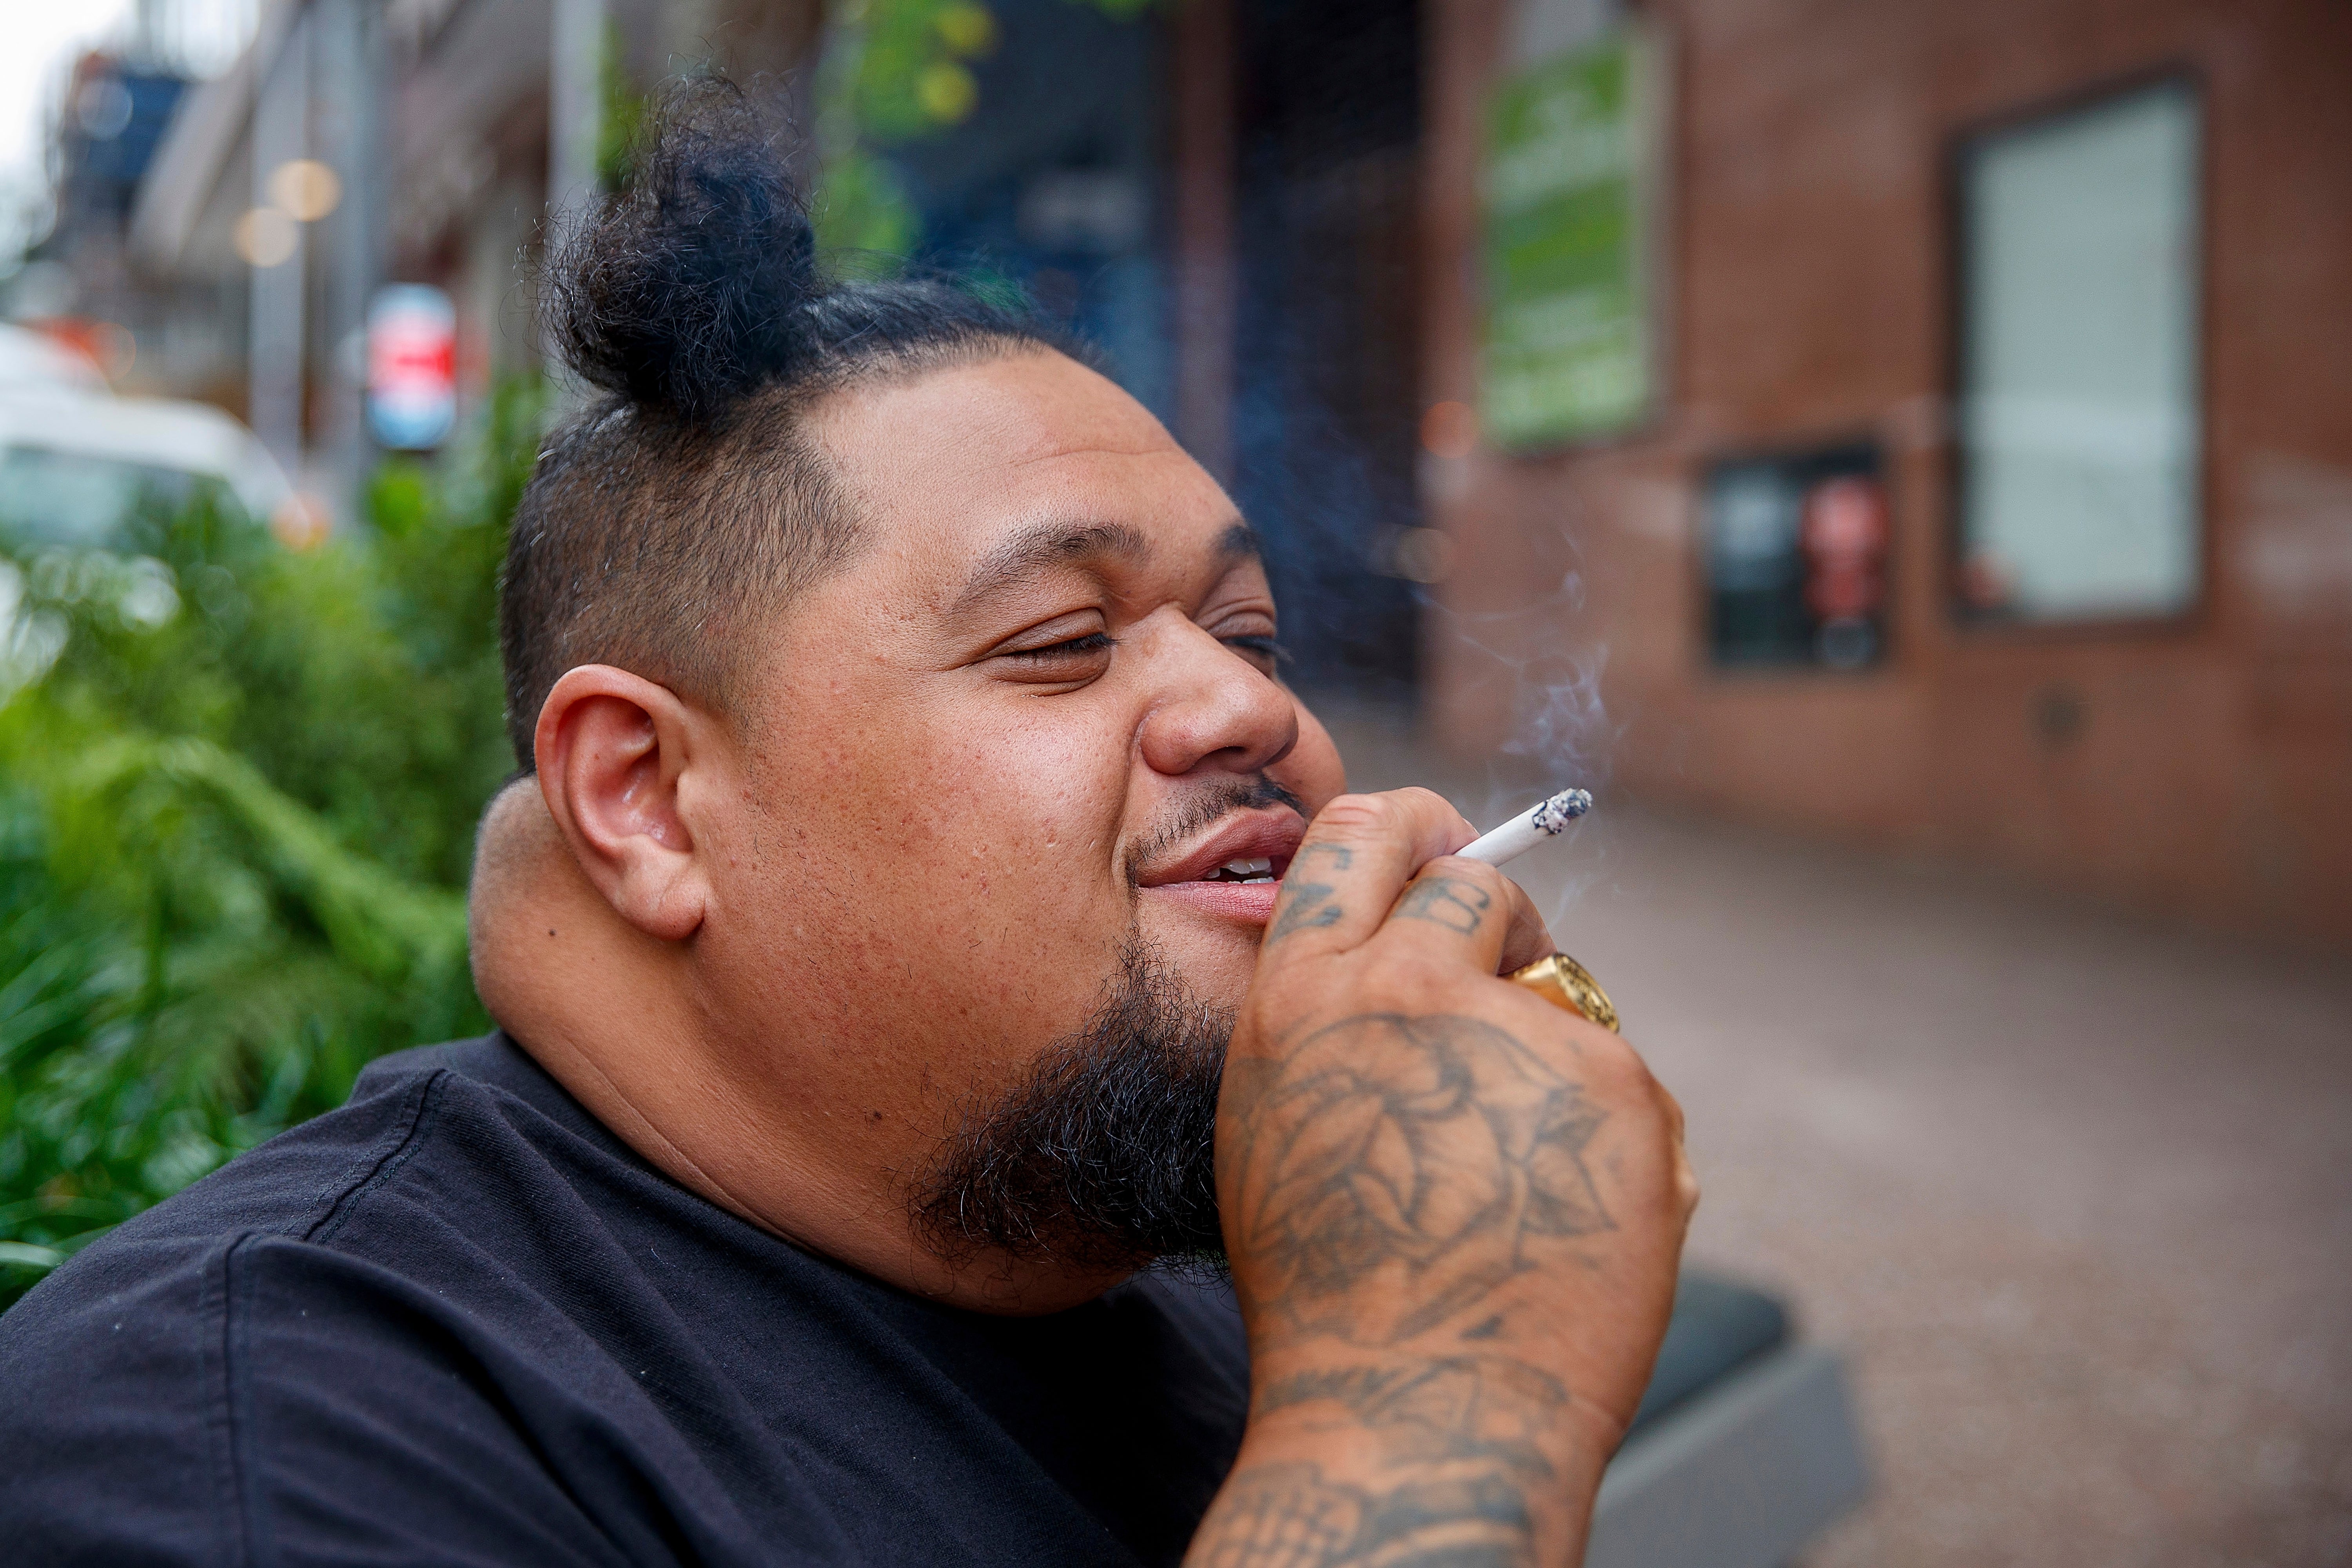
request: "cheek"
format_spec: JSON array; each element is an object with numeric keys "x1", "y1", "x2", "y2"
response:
[
  {"x1": 707, "y1": 686, "x2": 1139, "y2": 1109},
  {"x1": 1280, "y1": 700, "x2": 1348, "y2": 811},
  {"x1": 902, "y1": 711, "x2": 1131, "y2": 952}
]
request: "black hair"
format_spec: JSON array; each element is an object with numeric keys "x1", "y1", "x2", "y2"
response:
[{"x1": 500, "y1": 79, "x2": 1077, "y2": 770}]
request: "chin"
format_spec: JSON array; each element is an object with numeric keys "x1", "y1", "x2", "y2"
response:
[{"x1": 1140, "y1": 918, "x2": 1261, "y2": 1011}]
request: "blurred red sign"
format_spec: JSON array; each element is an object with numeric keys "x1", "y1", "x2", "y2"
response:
[
  {"x1": 1802, "y1": 475, "x2": 1889, "y2": 620},
  {"x1": 367, "y1": 286, "x2": 456, "y2": 450}
]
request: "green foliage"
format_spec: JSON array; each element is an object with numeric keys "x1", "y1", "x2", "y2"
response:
[
  {"x1": 598, "y1": 20, "x2": 655, "y2": 192},
  {"x1": 0, "y1": 383, "x2": 541, "y2": 1307},
  {"x1": 810, "y1": 0, "x2": 1157, "y2": 267},
  {"x1": 838, "y1": 0, "x2": 1000, "y2": 144},
  {"x1": 812, "y1": 143, "x2": 924, "y2": 263}
]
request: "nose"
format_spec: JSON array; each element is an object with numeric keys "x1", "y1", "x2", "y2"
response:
[{"x1": 1134, "y1": 611, "x2": 1299, "y2": 780}]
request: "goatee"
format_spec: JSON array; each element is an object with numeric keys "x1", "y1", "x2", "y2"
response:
[{"x1": 911, "y1": 939, "x2": 1231, "y2": 1273}]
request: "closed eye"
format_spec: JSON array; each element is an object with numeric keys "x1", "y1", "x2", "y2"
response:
[
  {"x1": 1224, "y1": 634, "x2": 1285, "y2": 664},
  {"x1": 1217, "y1": 631, "x2": 1286, "y2": 676},
  {"x1": 992, "y1": 628, "x2": 1118, "y2": 689},
  {"x1": 1001, "y1": 631, "x2": 1116, "y2": 662}
]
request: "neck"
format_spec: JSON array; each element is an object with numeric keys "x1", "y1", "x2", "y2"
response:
[{"x1": 467, "y1": 789, "x2": 1129, "y2": 1314}]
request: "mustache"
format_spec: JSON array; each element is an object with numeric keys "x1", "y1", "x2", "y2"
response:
[{"x1": 1122, "y1": 774, "x2": 1307, "y2": 887}]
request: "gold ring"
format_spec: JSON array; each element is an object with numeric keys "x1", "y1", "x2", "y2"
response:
[{"x1": 1507, "y1": 952, "x2": 1619, "y2": 1032}]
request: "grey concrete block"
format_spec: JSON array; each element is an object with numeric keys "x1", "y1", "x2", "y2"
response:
[{"x1": 1589, "y1": 1345, "x2": 1869, "y2": 1568}]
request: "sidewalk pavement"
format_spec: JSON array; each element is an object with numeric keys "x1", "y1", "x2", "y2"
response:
[{"x1": 1325, "y1": 705, "x2": 2352, "y2": 1568}]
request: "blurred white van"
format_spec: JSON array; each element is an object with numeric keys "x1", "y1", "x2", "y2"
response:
[
  {"x1": 0, "y1": 323, "x2": 108, "y2": 392},
  {"x1": 0, "y1": 323, "x2": 292, "y2": 545}
]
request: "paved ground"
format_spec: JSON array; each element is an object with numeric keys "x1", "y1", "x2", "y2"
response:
[{"x1": 1325, "y1": 707, "x2": 2352, "y2": 1568}]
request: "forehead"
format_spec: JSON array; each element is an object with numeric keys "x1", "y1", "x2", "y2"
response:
[{"x1": 809, "y1": 352, "x2": 1246, "y2": 596}]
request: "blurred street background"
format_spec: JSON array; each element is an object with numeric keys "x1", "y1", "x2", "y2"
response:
[
  {"x1": 2, "y1": 0, "x2": 2347, "y2": 1562},
  {"x1": 1336, "y1": 707, "x2": 2352, "y2": 1565}
]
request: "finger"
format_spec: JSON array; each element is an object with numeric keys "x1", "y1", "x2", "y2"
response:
[
  {"x1": 1652, "y1": 1081, "x2": 1700, "y2": 1221},
  {"x1": 1677, "y1": 1149, "x2": 1702, "y2": 1222},
  {"x1": 1493, "y1": 875, "x2": 1554, "y2": 974},
  {"x1": 1260, "y1": 789, "x2": 1475, "y2": 960},
  {"x1": 1370, "y1": 856, "x2": 1519, "y2": 976},
  {"x1": 1657, "y1": 1082, "x2": 1687, "y2": 1148}
]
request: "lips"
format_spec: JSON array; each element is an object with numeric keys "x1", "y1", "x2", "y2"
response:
[
  {"x1": 1136, "y1": 810, "x2": 1304, "y2": 889},
  {"x1": 1134, "y1": 808, "x2": 1305, "y2": 928}
]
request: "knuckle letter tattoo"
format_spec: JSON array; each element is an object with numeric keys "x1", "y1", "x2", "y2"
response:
[
  {"x1": 1392, "y1": 877, "x2": 1489, "y2": 935},
  {"x1": 1268, "y1": 844, "x2": 1354, "y2": 944}
]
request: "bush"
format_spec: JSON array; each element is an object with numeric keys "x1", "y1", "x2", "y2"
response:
[{"x1": 0, "y1": 383, "x2": 540, "y2": 1307}]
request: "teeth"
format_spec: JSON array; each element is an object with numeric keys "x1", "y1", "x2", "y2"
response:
[{"x1": 1222, "y1": 857, "x2": 1273, "y2": 876}]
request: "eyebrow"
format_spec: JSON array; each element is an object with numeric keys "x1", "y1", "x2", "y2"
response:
[
  {"x1": 1214, "y1": 521, "x2": 1263, "y2": 564},
  {"x1": 947, "y1": 517, "x2": 1261, "y2": 618}
]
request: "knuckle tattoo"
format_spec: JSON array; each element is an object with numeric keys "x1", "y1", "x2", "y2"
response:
[
  {"x1": 1392, "y1": 875, "x2": 1491, "y2": 935},
  {"x1": 1264, "y1": 846, "x2": 1356, "y2": 945}
]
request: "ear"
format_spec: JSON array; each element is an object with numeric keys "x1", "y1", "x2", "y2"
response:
[{"x1": 534, "y1": 665, "x2": 712, "y2": 943}]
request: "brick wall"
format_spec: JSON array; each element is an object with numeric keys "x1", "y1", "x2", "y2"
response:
[{"x1": 1421, "y1": 0, "x2": 2352, "y2": 946}]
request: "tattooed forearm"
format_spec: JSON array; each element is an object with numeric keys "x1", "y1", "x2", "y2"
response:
[
  {"x1": 1192, "y1": 1461, "x2": 1535, "y2": 1568},
  {"x1": 1391, "y1": 876, "x2": 1491, "y2": 935},
  {"x1": 1257, "y1": 1354, "x2": 1570, "y2": 1477},
  {"x1": 1230, "y1": 1014, "x2": 1612, "y2": 1345},
  {"x1": 1267, "y1": 844, "x2": 1352, "y2": 944}
]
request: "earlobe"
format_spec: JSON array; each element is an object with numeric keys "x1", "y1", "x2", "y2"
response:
[{"x1": 534, "y1": 665, "x2": 711, "y2": 943}]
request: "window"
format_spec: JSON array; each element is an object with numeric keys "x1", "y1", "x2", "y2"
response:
[
  {"x1": 1955, "y1": 80, "x2": 2202, "y2": 624},
  {"x1": 1705, "y1": 444, "x2": 1890, "y2": 671}
]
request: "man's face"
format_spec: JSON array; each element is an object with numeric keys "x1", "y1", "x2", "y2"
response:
[{"x1": 689, "y1": 351, "x2": 1345, "y2": 1167}]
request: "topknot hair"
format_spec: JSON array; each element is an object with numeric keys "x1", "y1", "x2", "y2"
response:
[{"x1": 546, "y1": 81, "x2": 821, "y2": 421}]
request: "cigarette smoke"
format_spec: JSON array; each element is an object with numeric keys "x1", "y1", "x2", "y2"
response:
[{"x1": 1423, "y1": 535, "x2": 1622, "y2": 925}]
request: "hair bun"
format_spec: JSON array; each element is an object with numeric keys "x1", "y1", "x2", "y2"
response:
[{"x1": 546, "y1": 81, "x2": 821, "y2": 422}]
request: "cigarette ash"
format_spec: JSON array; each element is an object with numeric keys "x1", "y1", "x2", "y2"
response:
[{"x1": 1531, "y1": 789, "x2": 1593, "y2": 836}]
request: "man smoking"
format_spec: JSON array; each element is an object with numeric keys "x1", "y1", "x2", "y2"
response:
[{"x1": 0, "y1": 86, "x2": 1694, "y2": 1567}]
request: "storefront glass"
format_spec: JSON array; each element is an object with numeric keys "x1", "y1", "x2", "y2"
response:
[{"x1": 1956, "y1": 80, "x2": 2203, "y2": 623}]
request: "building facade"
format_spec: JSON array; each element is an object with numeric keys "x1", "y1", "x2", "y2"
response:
[{"x1": 1417, "y1": 0, "x2": 2352, "y2": 947}]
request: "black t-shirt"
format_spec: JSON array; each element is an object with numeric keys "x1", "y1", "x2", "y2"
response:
[{"x1": 0, "y1": 1033, "x2": 1251, "y2": 1566}]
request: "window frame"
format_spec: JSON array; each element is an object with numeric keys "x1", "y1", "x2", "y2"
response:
[{"x1": 1943, "y1": 66, "x2": 2212, "y2": 640}]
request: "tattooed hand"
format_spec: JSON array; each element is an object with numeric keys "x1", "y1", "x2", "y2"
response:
[{"x1": 1190, "y1": 789, "x2": 1697, "y2": 1568}]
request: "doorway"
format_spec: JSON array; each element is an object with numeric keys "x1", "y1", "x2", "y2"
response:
[{"x1": 1231, "y1": 0, "x2": 1425, "y2": 700}]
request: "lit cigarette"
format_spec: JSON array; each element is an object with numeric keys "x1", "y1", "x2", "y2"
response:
[{"x1": 1456, "y1": 787, "x2": 1592, "y2": 868}]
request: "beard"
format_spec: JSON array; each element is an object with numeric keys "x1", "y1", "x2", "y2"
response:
[{"x1": 910, "y1": 936, "x2": 1232, "y2": 1274}]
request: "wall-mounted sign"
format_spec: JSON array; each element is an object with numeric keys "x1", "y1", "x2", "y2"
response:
[
  {"x1": 1479, "y1": 25, "x2": 1657, "y2": 450},
  {"x1": 1704, "y1": 444, "x2": 1890, "y2": 670},
  {"x1": 367, "y1": 285, "x2": 456, "y2": 451}
]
